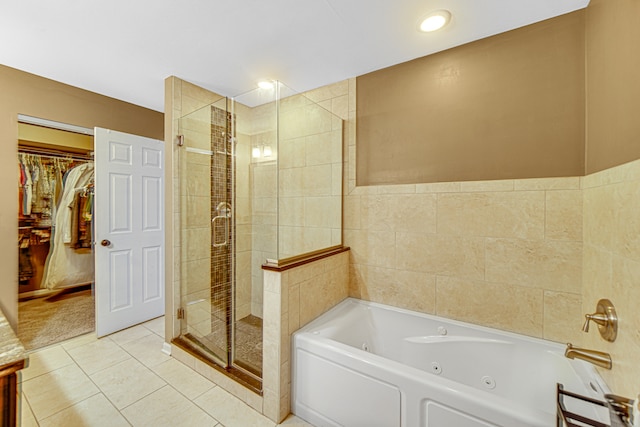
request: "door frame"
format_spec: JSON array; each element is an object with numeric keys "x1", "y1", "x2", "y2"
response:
[{"x1": 15, "y1": 117, "x2": 168, "y2": 342}]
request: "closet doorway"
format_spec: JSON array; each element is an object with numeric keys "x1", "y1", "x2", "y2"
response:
[
  {"x1": 17, "y1": 118, "x2": 166, "y2": 350},
  {"x1": 18, "y1": 120, "x2": 96, "y2": 350}
]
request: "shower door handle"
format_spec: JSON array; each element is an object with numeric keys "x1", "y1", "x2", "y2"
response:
[{"x1": 212, "y1": 215, "x2": 229, "y2": 248}]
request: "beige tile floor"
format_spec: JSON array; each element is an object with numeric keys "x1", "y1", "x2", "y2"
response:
[{"x1": 18, "y1": 317, "x2": 313, "y2": 427}]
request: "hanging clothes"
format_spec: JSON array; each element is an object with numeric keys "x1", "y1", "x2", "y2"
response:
[
  {"x1": 30, "y1": 159, "x2": 39, "y2": 211},
  {"x1": 22, "y1": 159, "x2": 33, "y2": 216},
  {"x1": 40, "y1": 162, "x2": 95, "y2": 290},
  {"x1": 18, "y1": 150, "x2": 93, "y2": 293},
  {"x1": 69, "y1": 183, "x2": 93, "y2": 250},
  {"x1": 18, "y1": 160, "x2": 25, "y2": 220},
  {"x1": 18, "y1": 231, "x2": 34, "y2": 282},
  {"x1": 17, "y1": 154, "x2": 68, "y2": 222},
  {"x1": 31, "y1": 157, "x2": 50, "y2": 216}
]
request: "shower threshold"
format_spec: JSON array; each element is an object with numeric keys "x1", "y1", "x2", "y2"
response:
[{"x1": 172, "y1": 335, "x2": 262, "y2": 395}]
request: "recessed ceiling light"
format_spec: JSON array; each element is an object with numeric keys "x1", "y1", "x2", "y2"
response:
[
  {"x1": 418, "y1": 10, "x2": 451, "y2": 33},
  {"x1": 257, "y1": 80, "x2": 275, "y2": 90}
]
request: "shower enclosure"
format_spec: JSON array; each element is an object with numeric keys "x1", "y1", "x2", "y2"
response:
[{"x1": 176, "y1": 82, "x2": 343, "y2": 390}]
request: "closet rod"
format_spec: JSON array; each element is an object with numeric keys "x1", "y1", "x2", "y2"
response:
[{"x1": 18, "y1": 146, "x2": 94, "y2": 162}]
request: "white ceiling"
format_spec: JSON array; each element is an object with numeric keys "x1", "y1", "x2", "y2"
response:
[{"x1": 0, "y1": 0, "x2": 589, "y2": 112}]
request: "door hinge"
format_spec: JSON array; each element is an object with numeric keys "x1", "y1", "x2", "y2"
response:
[
  {"x1": 176, "y1": 134, "x2": 184, "y2": 147},
  {"x1": 177, "y1": 307, "x2": 185, "y2": 319}
]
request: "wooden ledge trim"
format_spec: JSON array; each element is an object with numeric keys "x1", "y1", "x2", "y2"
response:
[{"x1": 262, "y1": 246, "x2": 350, "y2": 272}]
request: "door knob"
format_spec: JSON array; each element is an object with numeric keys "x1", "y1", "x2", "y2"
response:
[{"x1": 101, "y1": 239, "x2": 111, "y2": 247}]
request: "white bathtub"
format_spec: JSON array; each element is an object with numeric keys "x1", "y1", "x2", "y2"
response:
[{"x1": 292, "y1": 298, "x2": 610, "y2": 427}]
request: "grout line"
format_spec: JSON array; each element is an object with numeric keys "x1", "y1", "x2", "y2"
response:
[
  {"x1": 118, "y1": 383, "x2": 170, "y2": 413},
  {"x1": 62, "y1": 333, "x2": 169, "y2": 424},
  {"x1": 23, "y1": 318, "x2": 285, "y2": 427},
  {"x1": 35, "y1": 390, "x2": 103, "y2": 425},
  {"x1": 106, "y1": 324, "x2": 224, "y2": 414},
  {"x1": 19, "y1": 391, "x2": 40, "y2": 427},
  {"x1": 541, "y1": 290, "x2": 547, "y2": 341},
  {"x1": 543, "y1": 189, "x2": 548, "y2": 241},
  {"x1": 433, "y1": 275, "x2": 438, "y2": 316},
  {"x1": 482, "y1": 237, "x2": 487, "y2": 282}
]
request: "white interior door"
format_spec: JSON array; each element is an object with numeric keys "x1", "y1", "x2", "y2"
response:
[{"x1": 94, "y1": 128, "x2": 164, "y2": 337}]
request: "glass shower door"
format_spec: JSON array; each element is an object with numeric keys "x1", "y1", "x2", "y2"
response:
[
  {"x1": 175, "y1": 80, "x2": 344, "y2": 394},
  {"x1": 178, "y1": 97, "x2": 232, "y2": 367},
  {"x1": 176, "y1": 87, "x2": 285, "y2": 389}
]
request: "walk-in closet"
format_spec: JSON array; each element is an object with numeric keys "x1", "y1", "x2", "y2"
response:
[{"x1": 17, "y1": 121, "x2": 95, "y2": 350}]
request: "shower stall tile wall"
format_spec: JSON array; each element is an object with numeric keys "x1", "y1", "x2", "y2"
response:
[{"x1": 166, "y1": 76, "x2": 348, "y2": 423}]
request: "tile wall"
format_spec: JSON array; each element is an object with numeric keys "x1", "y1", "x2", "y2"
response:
[
  {"x1": 170, "y1": 82, "x2": 255, "y2": 326},
  {"x1": 167, "y1": 74, "x2": 639, "y2": 417},
  {"x1": 166, "y1": 78, "x2": 351, "y2": 423},
  {"x1": 346, "y1": 177, "x2": 584, "y2": 341},
  {"x1": 241, "y1": 84, "x2": 350, "y2": 422},
  {"x1": 333, "y1": 76, "x2": 583, "y2": 343},
  {"x1": 167, "y1": 78, "x2": 265, "y2": 411},
  {"x1": 582, "y1": 158, "x2": 640, "y2": 398},
  {"x1": 275, "y1": 75, "x2": 639, "y2": 405},
  {"x1": 262, "y1": 251, "x2": 349, "y2": 422},
  {"x1": 233, "y1": 101, "x2": 254, "y2": 321},
  {"x1": 277, "y1": 94, "x2": 343, "y2": 258},
  {"x1": 337, "y1": 75, "x2": 639, "y2": 398},
  {"x1": 245, "y1": 90, "x2": 344, "y2": 316},
  {"x1": 171, "y1": 83, "x2": 222, "y2": 339},
  {"x1": 207, "y1": 106, "x2": 233, "y2": 355},
  {"x1": 247, "y1": 100, "x2": 277, "y2": 318}
]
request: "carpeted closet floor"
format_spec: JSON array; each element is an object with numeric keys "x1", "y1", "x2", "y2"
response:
[{"x1": 18, "y1": 286, "x2": 95, "y2": 350}]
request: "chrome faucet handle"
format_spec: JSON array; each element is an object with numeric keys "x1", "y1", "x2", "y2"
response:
[{"x1": 582, "y1": 299, "x2": 617, "y2": 342}]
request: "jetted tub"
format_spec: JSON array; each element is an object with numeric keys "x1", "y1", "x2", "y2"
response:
[{"x1": 292, "y1": 298, "x2": 610, "y2": 427}]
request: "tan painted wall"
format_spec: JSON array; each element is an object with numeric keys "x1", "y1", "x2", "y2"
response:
[
  {"x1": 346, "y1": 62, "x2": 640, "y2": 396},
  {"x1": 346, "y1": 0, "x2": 640, "y2": 395},
  {"x1": 1, "y1": 64, "x2": 163, "y2": 329},
  {"x1": 357, "y1": 11, "x2": 586, "y2": 185},
  {"x1": 585, "y1": 0, "x2": 640, "y2": 173}
]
